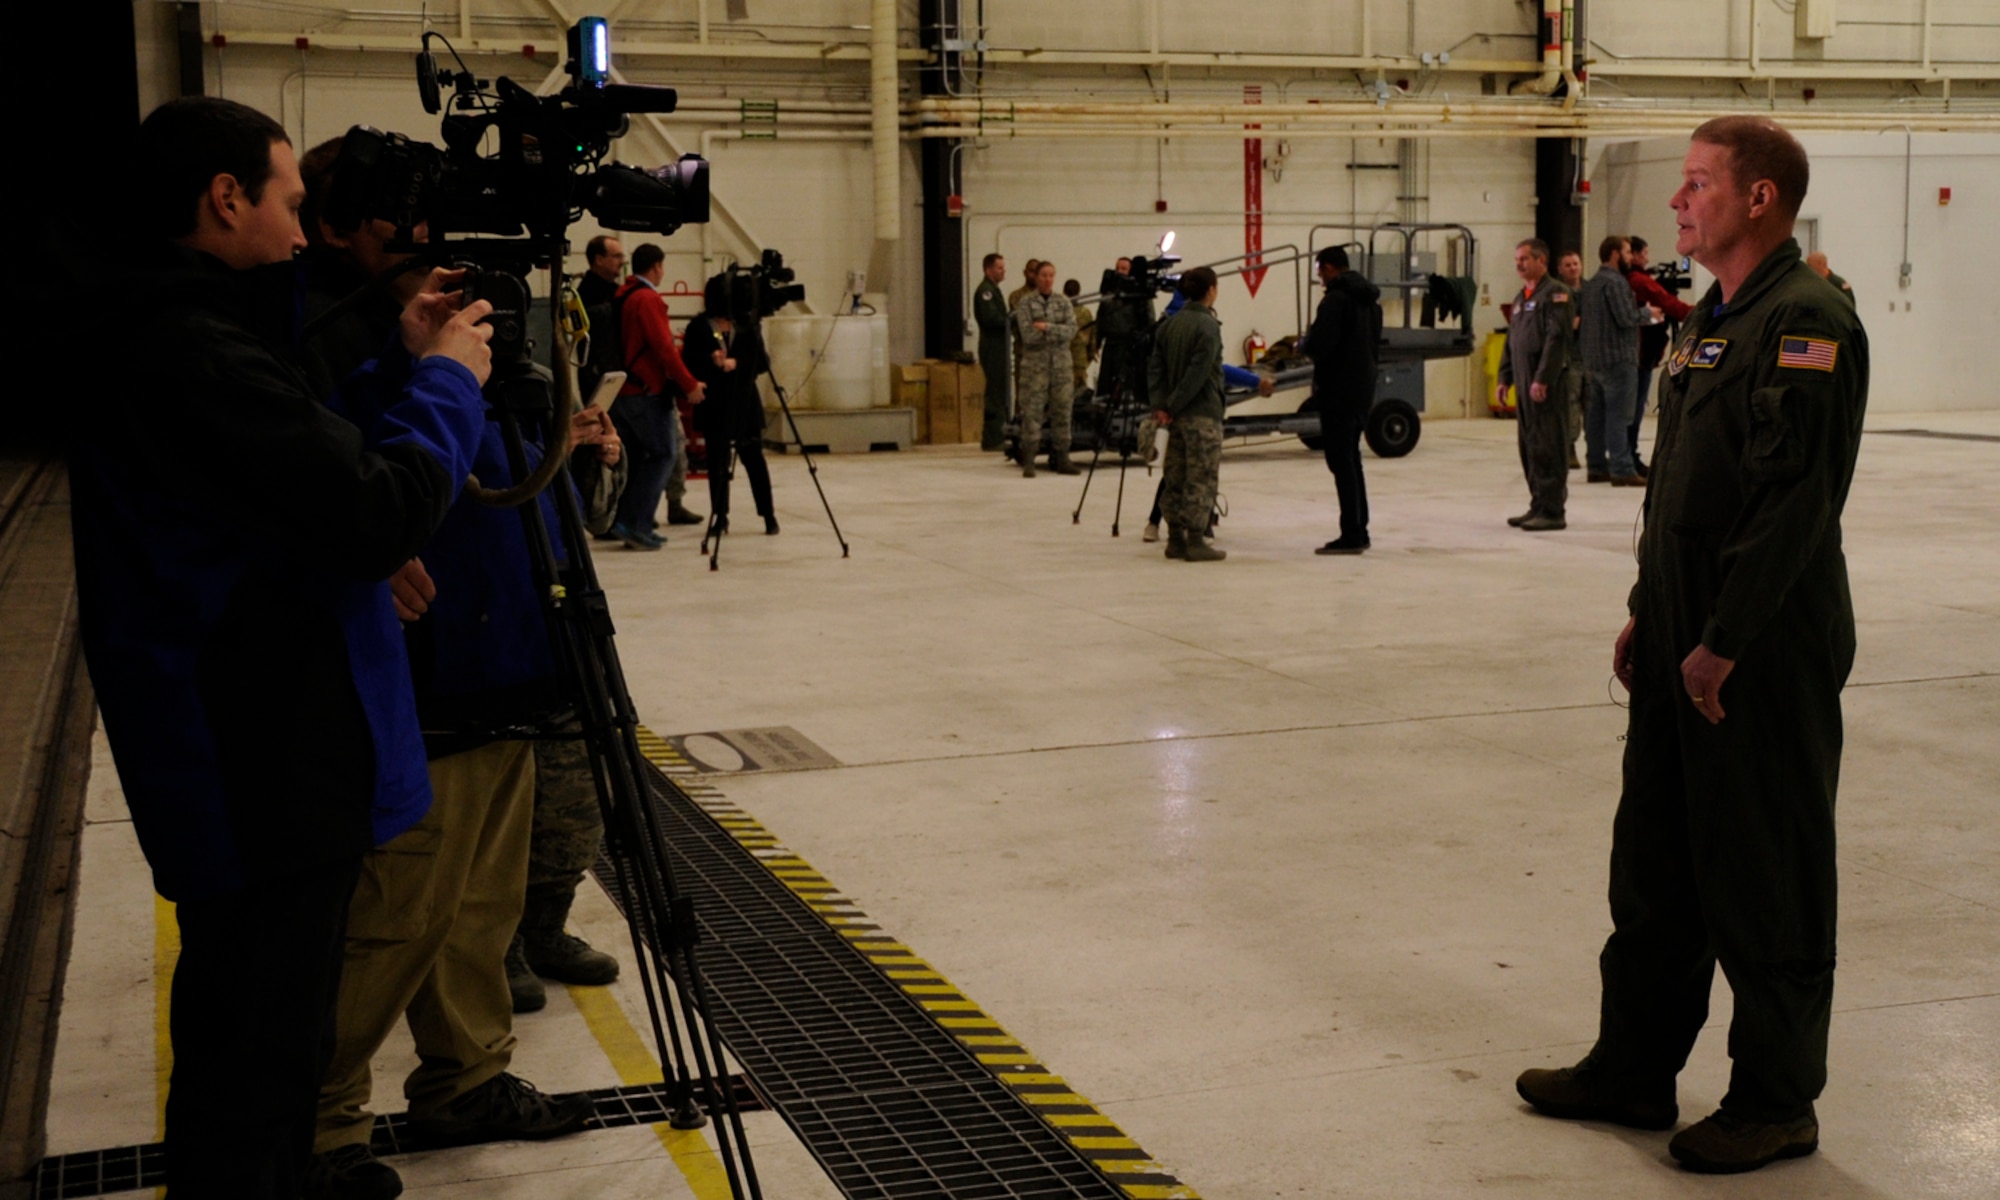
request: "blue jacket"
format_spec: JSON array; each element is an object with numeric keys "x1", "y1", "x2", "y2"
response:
[{"x1": 72, "y1": 245, "x2": 487, "y2": 900}]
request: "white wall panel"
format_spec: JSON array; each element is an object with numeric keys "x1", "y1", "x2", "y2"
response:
[{"x1": 1592, "y1": 134, "x2": 2000, "y2": 413}]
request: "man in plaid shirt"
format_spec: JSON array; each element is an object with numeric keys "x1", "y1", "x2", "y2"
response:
[{"x1": 1578, "y1": 236, "x2": 1660, "y2": 484}]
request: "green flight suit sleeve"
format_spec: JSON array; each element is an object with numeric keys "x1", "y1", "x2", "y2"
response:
[
  {"x1": 1535, "y1": 284, "x2": 1574, "y2": 386},
  {"x1": 1702, "y1": 308, "x2": 1869, "y2": 659}
]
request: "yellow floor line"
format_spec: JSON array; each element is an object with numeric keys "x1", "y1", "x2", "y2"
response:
[
  {"x1": 634, "y1": 728, "x2": 1204, "y2": 1200},
  {"x1": 152, "y1": 879, "x2": 730, "y2": 1198},
  {"x1": 567, "y1": 984, "x2": 738, "y2": 1200}
]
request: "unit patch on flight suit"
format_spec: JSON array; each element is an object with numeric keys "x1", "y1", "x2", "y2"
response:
[
  {"x1": 1688, "y1": 338, "x2": 1729, "y2": 369},
  {"x1": 1667, "y1": 334, "x2": 1698, "y2": 376}
]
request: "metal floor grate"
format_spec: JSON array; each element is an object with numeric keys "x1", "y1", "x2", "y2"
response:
[
  {"x1": 32, "y1": 1078, "x2": 762, "y2": 1198},
  {"x1": 593, "y1": 763, "x2": 1134, "y2": 1199}
]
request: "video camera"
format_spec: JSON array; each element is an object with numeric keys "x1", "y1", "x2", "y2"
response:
[
  {"x1": 1648, "y1": 256, "x2": 1694, "y2": 294},
  {"x1": 719, "y1": 248, "x2": 806, "y2": 325},
  {"x1": 322, "y1": 16, "x2": 709, "y2": 250},
  {"x1": 1098, "y1": 251, "x2": 1182, "y2": 300}
]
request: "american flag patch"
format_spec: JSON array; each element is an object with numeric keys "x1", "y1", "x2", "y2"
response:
[{"x1": 1777, "y1": 336, "x2": 1838, "y2": 372}]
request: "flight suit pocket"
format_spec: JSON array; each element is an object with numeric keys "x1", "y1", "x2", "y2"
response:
[
  {"x1": 1743, "y1": 385, "x2": 1805, "y2": 484},
  {"x1": 345, "y1": 811, "x2": 445, "y2": 943}
]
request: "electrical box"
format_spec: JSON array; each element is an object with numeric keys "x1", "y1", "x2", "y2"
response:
[{"x1": 1796, "y1": 0, "x2": 1836, "y2": 41}]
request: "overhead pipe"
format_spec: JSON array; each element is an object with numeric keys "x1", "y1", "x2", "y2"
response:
[{"x1": 1512, "y1": 0, "x2": 1569, "y2": 95}]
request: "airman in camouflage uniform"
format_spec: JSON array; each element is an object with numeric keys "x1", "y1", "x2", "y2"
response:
[
  {"x1": 506, "y1": 729, "x2": 618, "y2": 1012},
  {"x1": 1012, "y1": 262, "x2": 1079, "y2": 476},
  {"x1": 1146, "y1": 268, "x2": 1228, "y2": 562}
]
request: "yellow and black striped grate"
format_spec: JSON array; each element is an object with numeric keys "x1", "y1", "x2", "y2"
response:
[{"x1": 616, "y1": 727, "x2": 1199, "y2": 1199}]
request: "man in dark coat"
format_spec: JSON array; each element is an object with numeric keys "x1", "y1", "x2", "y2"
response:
[
  {"x1": 74, "y1": 97, "x2": 494, "y2": 1199},
  {"x1": 1516, "y1": 116, "x2": 1869, "y2": 1177},
  {"x1": 1301, "y1": 246, "x2": 1381, "y2": 554},
  {"x1": 974, "y1": 253, "x2": 1011, "y2": 450}
]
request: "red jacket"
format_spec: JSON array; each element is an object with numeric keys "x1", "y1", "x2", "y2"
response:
[
  {"x1": 616, "y1": 277, "x2": 700, "y2": 399},
  {"x1": 1625, "y1": 267, "x2": 1693, "y2": 323}
]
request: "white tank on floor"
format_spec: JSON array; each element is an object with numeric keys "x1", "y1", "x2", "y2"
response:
[{"x1": 758, "y1": 312, "x2": 889, "y2": 411}]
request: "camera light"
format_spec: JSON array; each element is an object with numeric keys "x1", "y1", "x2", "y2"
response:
[
  {"x1": 593, "y1": 21, "x2": 609, "y2": 76},
  {"x1": 1161, "y1": 230, "x2": 1177, "y2": 254}
]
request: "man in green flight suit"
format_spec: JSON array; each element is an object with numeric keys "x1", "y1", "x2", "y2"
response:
[
  {"x1": 1516, "y1": 116, "x2": 1869, "y2": 1176},
  {"x1": 973, "y1": 253, "x2": 1011, "y2": 451},
  {"x1": 1497, "y1": 238, "x2": 1576, "y2": 531}
]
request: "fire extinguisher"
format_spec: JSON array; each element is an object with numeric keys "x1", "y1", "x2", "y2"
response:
[{"x1": 1243, "y1": 330, "x2": 1269, "y2": 364}]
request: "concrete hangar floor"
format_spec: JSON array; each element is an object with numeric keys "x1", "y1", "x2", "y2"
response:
[{"x1": 44, "y1": 410, "x2": 1999, "y2": 1199}]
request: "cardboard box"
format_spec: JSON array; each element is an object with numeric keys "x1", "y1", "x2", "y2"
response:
[
  {"x1": 893, "y1": 363, "x2": 931, "y2": 441},
  {"x1": 920, "y1": 360, "x2": 987, "y2": 444}
]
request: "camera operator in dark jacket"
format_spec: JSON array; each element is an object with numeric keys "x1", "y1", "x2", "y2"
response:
[
  {"x1": 71, "y1": 97, "x2": 493, "y2": 1199},
  {"x1": 1302, "y1": 246, "x2": 1382, "y2": 554},
  {"x1": 684, "y1": 273, "x2": 779, "y2": 535}
]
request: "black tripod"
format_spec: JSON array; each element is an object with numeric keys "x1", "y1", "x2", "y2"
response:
[
  {"x1": 1071, "y1": 330, "x2": 1154, "y2": 537},
  {"x1": 470, "y1": 256, "x2": 762, "y2": 1199}
]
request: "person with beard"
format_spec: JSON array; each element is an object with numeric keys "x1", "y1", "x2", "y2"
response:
[{"x1": 1302, "y1": 247, "x2": 1382, "y2": 554}]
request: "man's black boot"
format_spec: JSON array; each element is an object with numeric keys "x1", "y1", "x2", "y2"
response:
[
  {"x1": 304, "y1": 1143, "x2": 403, "y2": 1200},
  {"x1": 1315, "y1": 537, "x2": 1369, "y2": 556},
  {"x1": 1670, "y1": 1107, "x2": 1819, "y2": 1174},
  {"x1": 409, "y1": 1073, "x2": 595, "y2": 1146},
  {"x1": 666, "y1": 501, "x2": 705, "y2": 526},
  {"x1": 1515, "y1": 1057, "x2": 1678, "y2": 1130}
]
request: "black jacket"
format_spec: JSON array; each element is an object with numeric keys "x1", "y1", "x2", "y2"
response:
[
  {"x1": 70, "y1": 243, "x2": 487, "y2": 899},
  {"x1": 684, "y1": 315, "x2": 769, "y2": 442},
  {"x1": 1305, "y1": 271, "x2": 1382, "y2": 411}
]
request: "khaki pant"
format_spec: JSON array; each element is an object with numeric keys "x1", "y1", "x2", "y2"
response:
[{"x1": 314, "y1": 741, "x2": 535, "y2": 1151}]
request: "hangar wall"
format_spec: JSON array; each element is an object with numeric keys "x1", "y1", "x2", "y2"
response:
[
  {"x1": 1591, "y1": 133, "x2": 2000, "y2": 412},
  {"x1": 135, "y1": 1, "x2": 1999, "y2": 416}
]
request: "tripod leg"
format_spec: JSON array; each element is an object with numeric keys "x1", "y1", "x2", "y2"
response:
[
  {"x1": 1071, "y1": 441, "x2": 1103, "y2": 525},
  {"x1": 1112, "y1": 451, "x2": 1130, "y2": 537},
  {"x1": 768, "y1": 371, "x2": 849, "y2": 558},
  {"x1": 703, "y1": 440, "x2": 734, "y2": 572}
]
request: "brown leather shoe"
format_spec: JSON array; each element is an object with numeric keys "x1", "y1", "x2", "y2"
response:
[
  {"x1": 1515, "y1": 1061, "x2": 1678, "y2": 1131},
  {"x1": 1610, "y1": 474, "x2": 1647, "y2": 487},
  {"x1": 1587, "y1": 470, "x2": 1611, "y2": 483},
  {"x1": 1506, "y1": 510, "x2": 1536, "y2": 527},
  {"x1": 1669, "y1": 1107, "x2": 1819, "y2": 1174}
]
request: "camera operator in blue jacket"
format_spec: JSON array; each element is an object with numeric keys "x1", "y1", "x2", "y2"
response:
[{"x1": 296, "y1": 146, "x2": 597, "y2": 1193}]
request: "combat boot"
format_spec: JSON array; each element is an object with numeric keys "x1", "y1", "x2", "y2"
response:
[
  {"x1": 506, "y1": 935, "x2": 546, "y2": 1014},
  {"x1": 1669, "y1": 1107, "x2": 1819, "y2": 1174},
  {"x1": 519, "y1": 880, "x2": 620, "y2": 986},
  {"x1": 1183, "y1": 532, "x2": 1227, "y2": 562},
  {"x1": 1165, "y1": 527, "x2": 1187, "y2": 560},
  {"x1": 1514, "y1": 1057, "x2": 1677, "y2": 1130},
  {"x1": 1021, "y1": 458, "x2": 1037, "y2": 478},
  {"x1": 666, "y1": 501, "x2": 705, "y2": 526},
  {"x1": 1051, "y1": 454, "x2": 1082, "y2": 476}
]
